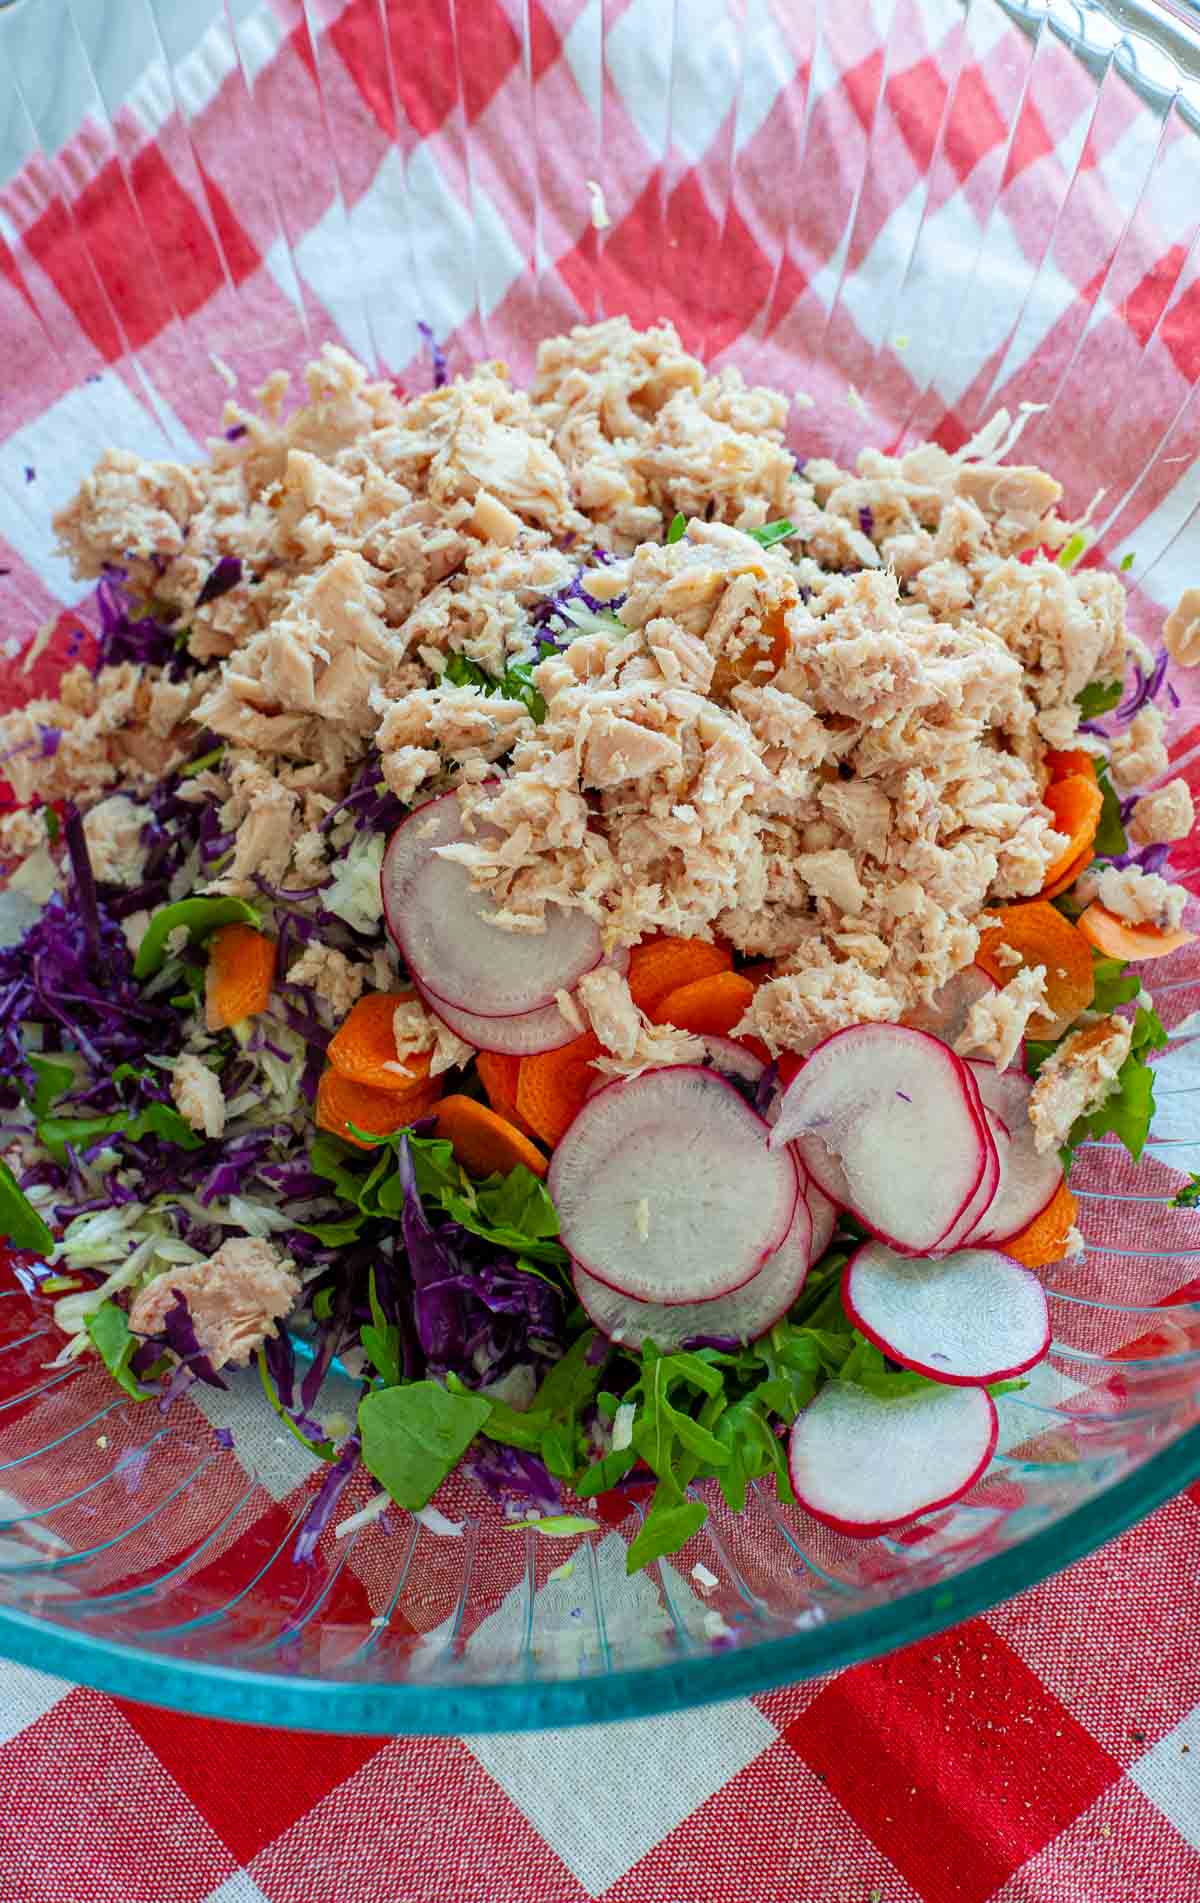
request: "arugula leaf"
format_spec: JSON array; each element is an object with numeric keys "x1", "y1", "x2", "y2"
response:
[
  {"x1": 837, "y1": 1333, "x2": 941, "y2": 1399},
  {"x1": 1065, "y1": 1007, "x2": 1166, "y2": 1163},
  {"x1": 37, "y1": 1102, "x2": 203, "y2": 1167},
  {"x1": 360, "y1": 1267, "x2": 403, "y2": 1387},
  {"x1": 1170, "y1": 1174, "x2": 1200, "y2": 1209},
  {"x1": 626, "y1": 1495, "x2": 708, "y2": 1572},
  {"x1": 86, "y1": 1300, "x2": 152, "y2": 1402},
  {"x1": 461, "y1": 1328, "x2": 609, "y2": 1478},
  {"x1": 1056, "y1": 532, "x2": 1087, "y2": 570},
  {"x1": 26, "y1": 1054, "x2": 76, "y2": 1119},
  {"x1": 1076, "y1": 678, "x2": 1123, "y2": 720},
  {"x1": 504, "y1": 1514, "x2": 599, "y2": 1537},
  {"x1": 0, "y1": 1157, "x2": 53, "y2": 1254},
  {"x1": 747, "y1": 518, "x2": 795, "y2": 548},
  {"x1": 1093, "y1": 762, "x2": 1127, "y2": 858},
  {"x1": 666, "y1": 512, "x2": 687, "y2": 544},
  {"x1": 1090, "y1": 956, "x2": 1141, "y2": 1016},
  {"x1": 134, "y1": 895, "x2": 261, "y2": 979},
  {"x1": 359, "y1": 1380, "x2": 492, "y2": 1510}
]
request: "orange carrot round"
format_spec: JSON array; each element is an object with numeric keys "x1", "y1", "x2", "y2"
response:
[
  {"x1": 434, "y1": 1095, "x2": 548, "y2": 1179},
  {"x1": 1039, "y1": 774, "x2": 1104, "y2": 893},
  {"x1": 474, "y1": 1051, "x2": 539, "y2": 1139},
  {"x1": 516, "y1": 1033, "x2": 602, "y2": 1148},
  {"x1": 650, "y1": 970, "x2": 757, "y2": 1039},
  {"x1": 1077, "y1": 903, "x2": 1197, "y2": 963},
  {"x1": 205, "y1": 924, "x2": 276, "y2": 1032},
  {"x1": 1039, "y1": 843, "x2": 1094, "y2": 902},
  {"x1": 316, "y1": 1067, "x2": 442, "y2": 1150},
  {"x1": 627, "y1": 936, "x2": 732, "y2": 1015},
  {"x1": 1001, "y1": 1182, "x2": 1078, "y2": 1269},
  {"x1": 975, "y1": 901, "x2": 1095, "y2": 1038},
  {"x1": 1043, "y1": 749, "x2": 1098, "y2": 785},
  {"x1": 327, "y1": 991, "x2": 432, "y2": 1092},
  {"x1": 709, "y1": 603, "x2": 791, "y2": 699}
]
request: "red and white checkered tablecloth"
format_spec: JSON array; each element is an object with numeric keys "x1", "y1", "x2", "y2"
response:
[{"x1": 2, "y1": 1, "x2": 1200, "y2": 1897}]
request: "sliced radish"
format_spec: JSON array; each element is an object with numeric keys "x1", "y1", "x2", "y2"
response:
[
  {"x1": 382, "y1": 793, "x2": 603, "y2": 1017},
  {"x1": 419, "y1": 948, "x2": 630, "y2": 1057},
  {"x1": 933, "y1": 1107, "x2": 1002, "y2": 1253},
  {"x1": 905, "y1": 966, "x2": 997, "y2": 1045},
  {"x1": 770, "y1": 1024, "x2": 989, "y2": 1256},
  {"x1": 843, "y1": 1240, "x2": 1050, "y2": 1385},
  {"x1": 788, "y1": 1380, "x2": 998, "y2": 1536},
  {"x1": 549, "y1": 1066, "x2": 799, "y2": 1305},
  {"x1": 420, "y1": 985, "x2": 579, "y2": 1056},
  {"x1": 573, "y1": 1195, "x2": 812, "y2": 1352},
  {"x1": 964, "y1": 1062, "x2": 1063, "y2": 1245},
  {"x1": 804, "y1": 1179, "x2": 838, "y2": 1263}
]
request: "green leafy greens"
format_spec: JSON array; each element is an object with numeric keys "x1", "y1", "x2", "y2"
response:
[
  {"x1": 0, "y1": 1157, "x2": 53, "y2": 1254},
  {"x1": 133, "y1": 895, "x2": 261, "y2": 979},
  {"x1": 1076, "y1": 677, "x2": 1123, "y2": 720},
  {"x1": 442, "y1": 650, "x2": 547, "y2": 724}
]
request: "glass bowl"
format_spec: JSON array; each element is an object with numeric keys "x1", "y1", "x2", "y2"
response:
[{"x1": 0, "y1": 0, "x2": 1198, "y2": 1734}]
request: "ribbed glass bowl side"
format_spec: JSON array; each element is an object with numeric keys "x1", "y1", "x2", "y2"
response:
[{"x1": 0, "y1": 0, "x2": 1198, "y2": 1732}]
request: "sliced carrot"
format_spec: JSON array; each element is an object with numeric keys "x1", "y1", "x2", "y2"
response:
[
  {"x1": 1001, "y1": 1182, "x2": 1078, "y2": 1270},
  {"x1": 1039, "y1": 774, "x2": 1104, "y2": 893},
  {"x1": 316, "y1": 1067, "x2": 442, "y2": 1150},
  {"x1": 1077, "y1": 903, "x2": 1197, "y2": 963},
  {"x1": 472, "y1": 1050, "x2": 540, "y2": 1142},
  {"x1": 327, "y1": 991, "x2": 431, "y2": 1093},
  {"x1": 434, "y1": 1094, "x2": 549, "y2": 1180},
  {"x1": 1039, "y1": 843, "x2": 1094, "y2": 903},
  {"x1": 975, "y1": 901, "x2": 1095, "y2": 1039},
  {"x1": 650, "y1": 970, "x2": 757, "y2": 1039},
  {"x1": 1044, "y1": 749, "x2": 1098, "y2": 785},
  {"x1": 516, "y1": 1033, "x2": 602, "y2": 1148},
  {"x1": 205, "y1": 924, "x2": 276, "y2": 1032},
  {"x1": 627, "y1": 936, "x2": 733, "y2": 1015},
  {"x1": 709, "y1": 603, "x2": 791, "y2": 700}
]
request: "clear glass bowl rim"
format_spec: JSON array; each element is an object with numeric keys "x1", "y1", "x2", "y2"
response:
[{"x1": 0, "y1": 1425, "x2": 1192, "y2": 1733}]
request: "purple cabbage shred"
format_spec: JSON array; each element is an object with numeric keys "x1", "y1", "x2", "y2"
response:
[
  {"x1": 416, "y1": 320, "x2": 448, "y2": 389},
  {"x1": 195, "y1": 555, "x2": 243, "y2": 608},
  {"x1": 294, "y1": 1435, "x2": 362, "y2": 1564},
  {"x1": 95, "y1": 567, "x2": 183, "y2": 674}
]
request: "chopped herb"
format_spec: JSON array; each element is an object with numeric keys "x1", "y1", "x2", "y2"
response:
[
  {"x1": 1057, "y1": 533, "x2": 1087, "y2": 570},
  {"x1": 504, "y1": 1513, "x2": 599, "y2": 1537},
  {"x1": 1119, "y1": 552, "x2": 1135, "y2": 572},
  {"x1": 666, "y1": 512, "x2": 687, "y2": 543},
  {"x1": 1076, "y1": 678, "x2": 1123, "y2": 719},
  {"x1": 1093, "y1": 761, "x2": 1128, "y2": 858},
  {"x1": 180, "y1": 746, "x2": 225, "y2": 778},
  {"x1": 443, "y1": 650, "x2": 546, "y2": 724},
  {"x1": 1170, "y1": 1175, "x2": 1200, "y2": 1209},
  {"x1": 43, "y1": 808, "x2": 60, "y2": 844},
  {"x1": 747, "y1": 518, "x2": 795, "y2": 548}
]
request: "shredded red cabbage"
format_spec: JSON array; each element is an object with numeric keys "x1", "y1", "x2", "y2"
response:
[
  {"x1": 416, "y1": 320, "x2": 448, "y2": 389},
  {"x1": 1116, "y1": 649, "x2": 1171, "y2": 722},
  {"x1": 294, "y1": 1434, "x2": 362, "y2": 1563},
  {"x1": 465, "y1": 1440, "x2": 561, "y2": 1517},
  {"x1": 95, "y1": 567, "x2": 185, "y2": 674},
  {"x1": 530, "y1": 569, "x2": 626, "y2": 635},
  {"x1": 195, "y1": 555, "x2": 243, "y2": 608},
  {"x1": 858, "y1": 505, "x2": 874, "y2": 538}
]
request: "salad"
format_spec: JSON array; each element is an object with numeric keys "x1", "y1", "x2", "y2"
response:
[{"x1": 0, "y1": 316, "x2": 1195, "y2": 1571}]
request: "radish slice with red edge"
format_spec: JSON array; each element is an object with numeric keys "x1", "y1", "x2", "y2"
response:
[
  {"x1": 418, "y1": 948, "x2": 630, "y2": 1057},
  {"x1": 964, "y1": 1062, "x2": 1063, "y2": 1246},
  {"x1": 933, "y1": 1107, "x2": 1002, "y2": 1254},
  {"x1": 770, "y1": 1024, "x2": 990, "y2": 1256},
  {"x1": 382, "y1": 792, "x2": 603, "y2": 1017},
  {"x1": 842, "y1": 1240, "x2": 1050, "y2": 1385},
  {"x1": 550, "y1": 1066, "x2": 800, "y2": 1305},
  {"x1": 788, "y1": 1380, "x2": 998, "y2": 1537},
  {"x1": 699, "y1": 1035, "x2": 766, "y2": 1088},
  {"x1": 804, "y1": 1179, "x2": 838, "y2": 1263},
  {"x1": 572, "y1": 1194, "x2": 812, "y2": 1352}
]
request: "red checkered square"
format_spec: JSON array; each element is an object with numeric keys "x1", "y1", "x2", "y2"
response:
[
  {"x1": 115, "y1": 1703, "x2": 386, "y2": 1867},
  {"x1": 990, "y1": 1496, "x2": 1200, "y2": 1766},
  {"x1": 0, "y1": 1689, "x2": 235, "y2": 1903},
  {"x1": 249, "y1": 1736, "x2": 588, "y2": 1903},
  {"x1": 782, "y1": 1620, "x2": 1122, "y2": 1903}
]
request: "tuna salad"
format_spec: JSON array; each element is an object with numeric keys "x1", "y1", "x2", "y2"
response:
[{"x1": 0, "y1": 317, "x2": 1195, "y2": 1564}]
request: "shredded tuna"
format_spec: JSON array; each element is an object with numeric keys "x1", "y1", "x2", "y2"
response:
[
  {"x1": 170, "y1": 1054, "x2": 227, "y2": 1140},
  {"x1": 1028, "y1": 1017, "x2": 1133, "y2": 1155},
  {"x1": 128, "y1": 1238, "x2": 299, "y2": 1370}
]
